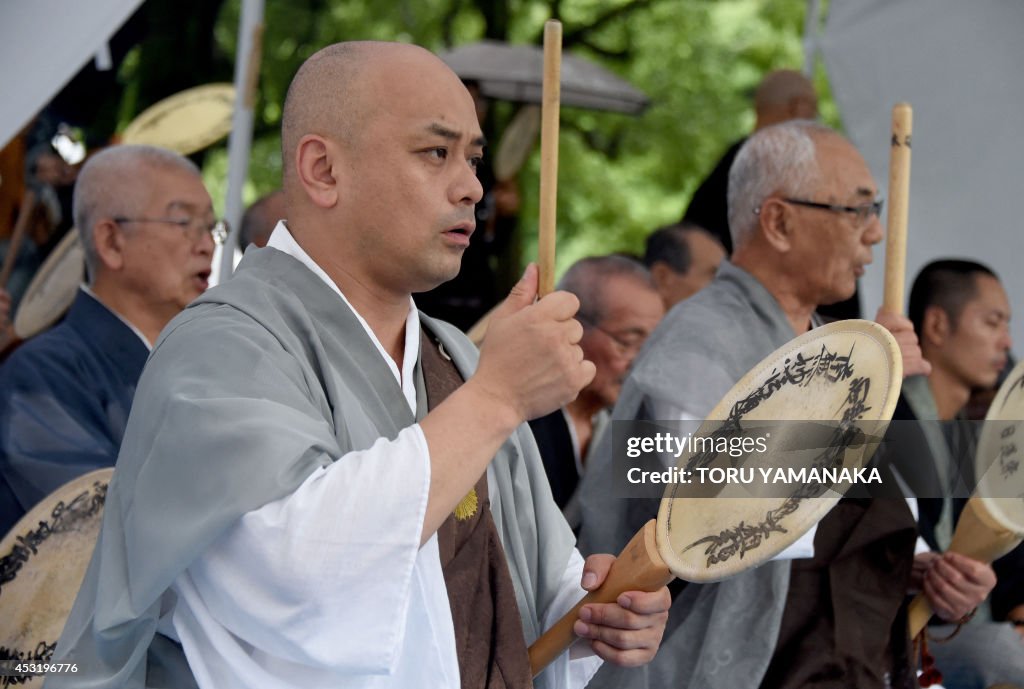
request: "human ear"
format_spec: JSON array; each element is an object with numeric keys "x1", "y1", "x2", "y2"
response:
[
  {"x1": 650, "y1": 262, "x2": 674, "y2": 290},
  {"x1": 922, "y1": 305, "x2": 950, "y2": 349},
  {"x1": 92, "y1": 219, "x2": 126, "y2": 272},
  {"x1": 759, "y1": 198, "x2": 793, "y2": 252},
  {"x1": 295, "y1": 135, "x2": 340, "y2": 209}
]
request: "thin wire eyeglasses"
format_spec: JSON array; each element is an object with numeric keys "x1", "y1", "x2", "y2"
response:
[
  {"x1": 578, "y1": 315, "x2": 646, "y2": 357},
  {"x1": 112, "y1": 216, "x2": 229, "y2": 245}
]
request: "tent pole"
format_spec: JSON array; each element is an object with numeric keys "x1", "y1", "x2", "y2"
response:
[
  {"x1": 802, "y1": 0, "x2": 822, "y2": 76},
  {"x1": 218, "y1": 0, "x2": 265, "y2": 282}
]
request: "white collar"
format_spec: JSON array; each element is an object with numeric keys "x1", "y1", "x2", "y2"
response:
[{"x1": 265, "y1": 222, "x2": 420, "y2": 414}]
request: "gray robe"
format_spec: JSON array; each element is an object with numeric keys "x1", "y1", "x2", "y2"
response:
[
  {"x1": 49, "y1": 247, "x2": 576, "y2": 689},
  {"x1": 576, "y1": 261, "x2": 796, "y2": 689}
]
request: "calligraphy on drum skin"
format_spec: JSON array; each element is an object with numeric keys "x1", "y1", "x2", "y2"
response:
[{"x1": 678, "y1": 342, "x2": 873, "y2": 567}]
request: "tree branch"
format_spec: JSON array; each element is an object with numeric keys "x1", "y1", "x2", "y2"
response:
[
  {"x1": 575, "y1": 37, "x2": 629, "y2": 60},
  {"x1": 563, "y1": 0, "x2": 652, "y2": 47}
]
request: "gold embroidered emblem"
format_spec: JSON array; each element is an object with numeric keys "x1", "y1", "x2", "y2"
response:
[{"x1": 454, "y1": 488, "x2": 478, "y2": 521}]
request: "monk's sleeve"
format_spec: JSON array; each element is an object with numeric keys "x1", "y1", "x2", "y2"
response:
[{"x1": 170, "y1": 424, "x2": 434, "y2": 677}]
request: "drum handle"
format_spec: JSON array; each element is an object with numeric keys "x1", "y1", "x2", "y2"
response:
[
  {"x1": 528, "y1": 519, "x2": 674, "y2": 676},
  {"x1": 907, "y1": 496, "x2": 1023, "y2": 637}
]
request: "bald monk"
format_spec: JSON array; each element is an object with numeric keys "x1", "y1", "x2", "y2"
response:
[
  {"x1": 52, "y1": 41, "x2": 670, "y2": 689},
  {"x1": 683, "y1": 69, "x2": 818, "y2": 254}
]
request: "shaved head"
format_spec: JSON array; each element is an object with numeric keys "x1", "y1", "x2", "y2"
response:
[
  {"x1": 281, "y1": 42, "x2": 453, "y2": 190},
  {"x1": 277, "y1": 40, "x2": 484, "y2": 298},
  {"x1": 752, "y1": 69, "x2": 818, "y2": 129},
  {"x1": 754, "y1": 69, "x2": 816, "y2": 111}
]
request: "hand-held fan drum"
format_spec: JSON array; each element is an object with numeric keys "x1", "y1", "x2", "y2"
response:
[
  {"x1": 0, "y1": 468, "x2": 114, "y2": 687},
  {"x1": 529, "y1": 319, "x2": 903, "y2": 674},
  {"x1": 907, "y1": 360, "x2": 1024, "y2": 637}
]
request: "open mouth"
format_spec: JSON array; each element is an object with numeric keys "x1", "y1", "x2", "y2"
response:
[
  {"x1": 194, "y1": 269, "x2": 212, "y2": 289},
  {"x1": 444, "y1": 223, "x2": 475, "y2": 246}
]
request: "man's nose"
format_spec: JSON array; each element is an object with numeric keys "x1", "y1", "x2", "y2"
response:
[{"x1": 864, "y1": 215, "x2": 884, "y2": 245}]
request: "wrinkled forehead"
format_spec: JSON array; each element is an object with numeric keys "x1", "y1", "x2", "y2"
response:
[
  {"x1": 134, "y1": 164, "x2": 212, "y2": 213},
  {"x1": 813, "y1": 133, "x2": 877, "y2": 200}
]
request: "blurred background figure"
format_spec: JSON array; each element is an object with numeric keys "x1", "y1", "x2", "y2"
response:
[
  {"x1": 26, "y1": 142, "x2": 79, "y2": 258},
  {"x1": 0, "y1": 288, "x2": 10, "y2": 334},
  {"x1": 529, "y1": 254, "x2": 664, "y2": 527},
  {"x1": 897, "y1": 259, "x2": 1023, "y2": 687},
  {"x1": 1, "y1": 142, "x2": 81, "y2": 313},
  {"x1": 238, "y1": 189, "x2": 285, "y2": 250},
  {"x1": 643, "y1": 221, "x2": 725, "y2": 311},
  {"x1": 0, "y1": 144, "x2": 218, "y2": 536},
  {"x1": 683, "y1": 69, "x2": 818, "y2": 254}
]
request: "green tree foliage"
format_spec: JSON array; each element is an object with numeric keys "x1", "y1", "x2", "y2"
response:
[{"x1": 201, "y1": 0, "x2": 812, "y2": 277}]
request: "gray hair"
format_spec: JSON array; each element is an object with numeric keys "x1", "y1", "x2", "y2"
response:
[
  {"x1": 726, "y1": 120, "x2": 835, "y2": 248},
  {"x1": 558, "y1": 254, "x2": 654, "y2": 324},
  {"x1": 74, "y1": 145, "x2": 200, "y2": 282}
]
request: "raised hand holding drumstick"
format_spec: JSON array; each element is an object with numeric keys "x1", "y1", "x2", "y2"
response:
[
  {"x1": 875, "y1": 103, "x2": 931, "y2": 378},
  {"x1": 878, "y1": 105, "x2": 995, "y2": 682},
  {"x1": 528, "y1": 18, "x2": 671, "y2": 669}
]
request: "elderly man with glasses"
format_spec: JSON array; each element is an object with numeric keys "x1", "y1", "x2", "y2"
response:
[
  {"x1": 576, "y1": 120, "x2": 992, "y2": 689},
  {"x1": 0, "y1": 144, "x2": 219, "y2": 535},
  {"x1": 529, "y1": 255, "x2": 664, "y2": 524}
]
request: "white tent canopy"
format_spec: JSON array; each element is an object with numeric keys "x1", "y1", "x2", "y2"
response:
[
  {"x1": 1, "y1": 0, "x2": 262, "y2": 286},
  {"x1": 818, "y1": 0, "x2": 1024, "y2": 350},
  {"x1": 0, "y1": 0, "x2": 145, "y2": 150}
]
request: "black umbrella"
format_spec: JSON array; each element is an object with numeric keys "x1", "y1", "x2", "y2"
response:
[{"x1": 438, "y1": 40, "x2": 649, "y2": 115}]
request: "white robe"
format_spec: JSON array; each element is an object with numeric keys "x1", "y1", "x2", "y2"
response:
[{"x1": 51, "y1": 223, "x2": 599, "y2": 689}]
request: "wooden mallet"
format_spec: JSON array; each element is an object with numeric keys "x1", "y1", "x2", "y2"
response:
[
  {"x1": 537, "y1": 20, "x2": 561, "y2": 297},
  {"x1": 883, "y1": 103, "x2": 912, "y2": 314}
]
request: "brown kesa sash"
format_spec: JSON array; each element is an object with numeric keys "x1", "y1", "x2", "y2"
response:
[
  {"x1": 420, "y1": 330, "x2": 534, "y2": 689},
  {"x1": 759, "y1": 490, "x2": 917, "y2": 689}
]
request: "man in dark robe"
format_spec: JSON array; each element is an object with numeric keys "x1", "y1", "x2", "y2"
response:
[
  {"x1": 0, "y1": 144, "x2": 217, "y2": 536},
  {"x1": 895, "y1": 260, "x2": 1019, "y2": 687},
  {"x1": 530, "y1": 255, "x2": 664, "y2": 522}
]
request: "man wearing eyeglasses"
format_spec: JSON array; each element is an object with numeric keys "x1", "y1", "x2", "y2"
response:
[
  {"x1": 577, "y1": 120, "x2": 992, "y2": 689},
  {"x1": 530, "y1": 255, "x2": 664, "y2": 521},
  {"x1": 0, "y1": 144, "x2": 218, "y2": 536}
]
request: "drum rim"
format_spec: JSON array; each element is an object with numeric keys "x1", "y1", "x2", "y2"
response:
[
  {"x1": 0, "y1": 467, "x2": 112, "y2": 590},
  {"x1": 975, "y1": 359, "x2": 1024, "y2": 533},
  {"x1": 120, "y1": 83, "x2": 235, "y2": 155},
  {"x1": 656, "y1": 319, "x2": 902, "y2": 582},
  {"x1": 12, "y1": 229, "x2": 85, "y2": 339}
]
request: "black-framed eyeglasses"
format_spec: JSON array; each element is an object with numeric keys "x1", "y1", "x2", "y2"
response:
[
  {"x1": 112, "y1": 216, "x2": 229, "y2": 245},
  {"x1": 780, "y1": 197, "x2": 884, "y2": 225},
  {"x1": 578, "y1": 315, "x2": 646, "y2": 357}
]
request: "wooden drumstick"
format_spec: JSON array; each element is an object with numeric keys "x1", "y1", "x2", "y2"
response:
[
  {"x1": 538, "y1": 20, "x2": 562, "y2": 297},
  {"x1": 883, "y1": 103, "x2": 912, "y2": 314}
]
